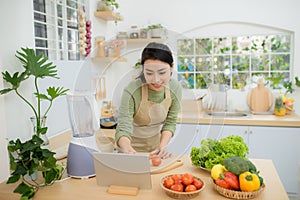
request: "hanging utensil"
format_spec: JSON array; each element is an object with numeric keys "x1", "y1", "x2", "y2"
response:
[
  {"x1": 102, "y1": 77, "x2": 106, "y2": 99},
  {"x1": 97, "y1": 76, "x2": 103, "y2": 100}
]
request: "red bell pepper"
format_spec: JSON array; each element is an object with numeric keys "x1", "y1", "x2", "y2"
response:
[{"x1": 216, "y1": 171, "x2": 239, "y2": 190}]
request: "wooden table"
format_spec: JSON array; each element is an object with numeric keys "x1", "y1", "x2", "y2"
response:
[{"x1": 0, "y1": 155, "x2": 289, "y2": 200}]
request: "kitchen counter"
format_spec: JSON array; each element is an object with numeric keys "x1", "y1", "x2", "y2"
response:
[
  {"x1": 179, "y1": 99, "x2": 300, "y2": 127},
  {"x1": 0, "y1": 155, "x2": 289, "y2": 200},
  {"x1": 177, "y1": 111, "x2": 300, "y2": 127}
]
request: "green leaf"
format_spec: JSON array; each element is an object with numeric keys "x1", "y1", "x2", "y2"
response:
[
  {"x1": 21, "y1": 188, "x2": 35, "y2": 200},
  {"x1": 31, "y1": 135, "x2": 44, "y2": 145},
  {"x1": 16, "y1": 48, "x2": 59, "y2": 79},
  {"x1": 0, "y1": 88, "x2": 13, "y2": 95},
  {"x1": 47, "y1": 86, "x2": 69, "y2": 100},
  {"x1": 41, "y1": 149, "x2": 55, "y2": 158},
  {"x1": 6, "y1": 174, "x2": 20, "y2": 184},
  {"x1": 8, "y1": 151, "x2": 17, "y2": 170},
  {"x1": 295, "y1": 76, "x2": 300, "y2": 87},
  {"x1": 1, "y1": 71, "x2": 27, "y2": 89},
  {"x1": 44, "y1": 156, "x2": 57, "y2": 168},
  {"x1": 39, "y1": 127, "x2": 48, "y2": 135},
  {"x1": 34, "y1": 93, "x2": 50, "y2": 100},
  {"x1": 22, "y1": 140, "x2": 39, "y2": 153},
  {"x1": 12, "y1": 164, "x2": 27, "y2": 176},
  {"x1": 13, "y1": 182, "x2": 34, "y2": 196},
  {"x1": 44, "y1": 168, "x2": 57, "y2": 185}
]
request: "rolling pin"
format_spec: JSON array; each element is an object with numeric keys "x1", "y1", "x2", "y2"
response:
[{"x1": 151, "y1": 160, "x2": 184, "y2": 174}]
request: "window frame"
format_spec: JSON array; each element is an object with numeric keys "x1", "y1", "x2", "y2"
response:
[
  {"x1": 176, "y1": 29, "x2": 294, "y2": 91},
  {"x1": 33, "y1": 0, "x2": 87, "y2": 60}
]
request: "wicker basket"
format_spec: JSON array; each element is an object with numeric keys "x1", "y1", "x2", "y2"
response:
[
  {"x1": 212, "y1": 179, "x2": 265, "y2": 199},
  {"x1": 160, "y1": 175, "x2": 205, "y2": 199}
]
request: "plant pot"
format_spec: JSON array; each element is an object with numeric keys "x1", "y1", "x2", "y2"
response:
[
  {"x1": 97, "y1": 0, "x2": 114, "y2": 11},
  {"x1": 30, "y1": 116, "x2": 50, "y2": 149},
  {"x1": 150, "y1": 28, "x2": 162, "y2": 38}
]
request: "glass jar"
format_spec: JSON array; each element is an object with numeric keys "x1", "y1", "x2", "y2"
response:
[{"x1": 129, "y1": 26, "x2": 139, "y2": 39}]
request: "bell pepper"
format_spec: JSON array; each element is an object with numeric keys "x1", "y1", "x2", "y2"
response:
[
  {"x1": 222, "y1": 171, "x2": 239, "y2": 190},
  {"x1": 211, "y1": 164, "x2": 226, "y2": 180},
  {"x1": 239, "y1": 171, "x2": 261, "y2": 192},
  {"x1": 215, "y1": 177, "x2": 231, "y2": 189},
  {"x1": 216, "y1": 171, "x2": 239, "y2": 190}
]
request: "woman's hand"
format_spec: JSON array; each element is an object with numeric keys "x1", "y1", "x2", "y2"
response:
[
  {"x1": 151, "y1": 130, "x2": 172, "y2": 159},
  {"x1": 117, "y1": 136, "x2": 137, "y2": 154},
  {"x1": 150, "y1": 146, "x2": 171, "y2": 159}
]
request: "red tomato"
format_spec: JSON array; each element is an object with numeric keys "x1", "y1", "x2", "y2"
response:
[
  {"x1": 163, "y1": 177, "x2": 175, "y2": 189},
  {"x1": 151, "y1": 155, "x2": 162, "y2": 166},
  {"x1": 181, "y1": 173, "x2": 194, "y2": 186},
  {"x1": 170, "y1": 183, "x2": 184, "y2": 192},
  {"x1": 185, "y1": 184, "x2": 197, "y2": 192},
  {"x1": 171, "y1": 174, "x2": 182, "y2": 182},
  {"x1": 193, "y1": 178, "x2": 203, "y2": 189}
]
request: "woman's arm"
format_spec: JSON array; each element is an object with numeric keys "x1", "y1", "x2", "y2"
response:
[{"x1": 117, "y1": 136, "x2": 137, "y2": 153}]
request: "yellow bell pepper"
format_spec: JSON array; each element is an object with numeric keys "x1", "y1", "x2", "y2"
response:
[
  {"x1": 239, "y1": 171, "x2": 260, "y2": 192},
  {"x1": 211, "y1": 164, "x2": 227, "y2": 181}
]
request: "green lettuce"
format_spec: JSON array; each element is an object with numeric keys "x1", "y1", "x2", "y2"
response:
[{"x1": 190, "y1": 135, "x2": 249, "y2": 169}]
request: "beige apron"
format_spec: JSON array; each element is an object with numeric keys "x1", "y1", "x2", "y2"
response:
[{"x1": 132, "y1": 84, "x2": 172, "y2": 152}]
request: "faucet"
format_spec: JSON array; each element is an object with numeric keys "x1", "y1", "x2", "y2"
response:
[
  {"x1": 224, "y1": 85, "x2": 228, "y2": 112},
  {"x1": 219, "y1": 84, "x2": 228, "y2": 112}
]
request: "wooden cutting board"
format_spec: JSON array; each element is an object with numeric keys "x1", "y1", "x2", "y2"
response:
[
  {"x1": 247, "y1": 79, "x2": 273, "y2": 112},
  {"x1": 151, "y1": 159, "x2": 184, "y2": 174}
]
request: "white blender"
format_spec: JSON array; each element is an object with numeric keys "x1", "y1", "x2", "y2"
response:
[{"x1": 66, "y1": 92, "x2": 100, "y2": 178}]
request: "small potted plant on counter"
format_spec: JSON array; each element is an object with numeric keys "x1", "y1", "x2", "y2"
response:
[
  {"x1": 147, "y1": 24, "x2": 166, "y2": 38},
  {"x1": 0, "y1": 47, "x2": 69, "y2": 199}
]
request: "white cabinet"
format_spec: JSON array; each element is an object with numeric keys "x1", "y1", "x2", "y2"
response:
[
  {"x1": 249, "y1": 126, "x2": 300, "y2": 196},
  {"x1": 199, "y1": 124, "x2": 300, "y2": 196},
  {"x1": 168, "y1": 124, "x2": 203, "y2": 155}
]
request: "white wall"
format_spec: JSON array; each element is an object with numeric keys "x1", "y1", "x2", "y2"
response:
[{"x1": 0, "y1": 63, "x2": 9, "y2": 182}]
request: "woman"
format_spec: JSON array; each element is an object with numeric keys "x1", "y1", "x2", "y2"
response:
[{"x1": 115, "y1": 42, "x2": 182, "y2": 159}]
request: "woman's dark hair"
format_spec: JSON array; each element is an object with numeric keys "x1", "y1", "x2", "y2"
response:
[{"x1": 139, "y1": 42, "x2": 173, "y2": 82}]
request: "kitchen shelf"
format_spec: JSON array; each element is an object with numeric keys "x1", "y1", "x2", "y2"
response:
[
  {"x1": 91, "y1": 56, "x2": 127, "y2": 62},
  {"x1": 94, "y1": 11, "x2": 123, "y2": 21},
  {"x1": 125, "y1": 38, "x2": 164, "y2": 44}
]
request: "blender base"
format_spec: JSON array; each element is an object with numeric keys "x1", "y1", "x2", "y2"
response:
[{"x1": 67, "y1": 142, "x2": 97, "y2": 178}]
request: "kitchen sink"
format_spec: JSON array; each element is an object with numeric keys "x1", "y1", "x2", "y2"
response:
[{"x1": 206, "y1": 111, "x2": 249, "y2": 118}]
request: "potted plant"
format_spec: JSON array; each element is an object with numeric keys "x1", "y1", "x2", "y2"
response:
[
  {"x1": 97, "y1": 0, "x2": 119, "y2": 11},
  {"x1": 147, "y1": 24, "x2": 166, "y2": 38},
  {"x1": 282, "y1": 76, "x2": 300, "y2": 114},
  {"x1": 0, "y1": 47, "x2": 69, "y2": 199}
]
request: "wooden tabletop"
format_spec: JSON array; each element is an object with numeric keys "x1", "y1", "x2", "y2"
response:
[{"x1": 0, "y1": 156, "x2": 289, "y2": 200}]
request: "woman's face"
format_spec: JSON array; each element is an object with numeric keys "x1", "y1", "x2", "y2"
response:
[{"x1": 143, "y1": 59, "x2": 173, "y2": 91}]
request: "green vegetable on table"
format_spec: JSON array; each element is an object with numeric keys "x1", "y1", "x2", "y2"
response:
[
  {"x1": 224, "y1": 156, "x2": 249, "y2": 175},
  {"x1": 190, "y1": 135, "x2": 249, "y2": 169}
]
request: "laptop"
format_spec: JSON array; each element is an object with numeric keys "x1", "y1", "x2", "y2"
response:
[{"x1": 92, "y1": 152, "x2": 152, "y2": 189}]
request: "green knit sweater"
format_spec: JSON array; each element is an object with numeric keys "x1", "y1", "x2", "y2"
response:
[{"x1": 115, "y1": 78, "x2": 182, "y2": 144}]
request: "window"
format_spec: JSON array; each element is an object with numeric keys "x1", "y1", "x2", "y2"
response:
[
  {"x1": 177, "y1": 34, "x2": 292, "y2": 90},
  {"x1": 33, "y1": 0, "x2": 87, "y2": 60}
]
